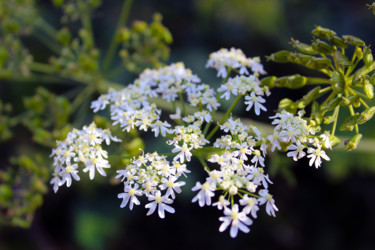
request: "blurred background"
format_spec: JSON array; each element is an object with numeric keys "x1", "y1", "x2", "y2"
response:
[{"x1": 1, "y1": 0, "x2": 375, "y2": 249}]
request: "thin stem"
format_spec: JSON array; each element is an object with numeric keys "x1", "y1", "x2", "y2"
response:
[
  {"x1": 206, "y1": 94, "x2": 243, "y2": 140},
  {"x1": 197, "y1": 155, "x2": 210, "y2": 171},
  {"x1": 29, "y1": 62, "x2": 58, "y2": 74},
  {"x1": 81, "y1": 12, "x2": 95, "y2": 48},
  {"x1": 238, "y1": 189, "x2": 260, "y2": 199},
  {"x1": 331, "y1": 106, "x2": 340, "y2": 136},
  {"x1": 102, "y1": 0, "x2": 133, "y2": 73},
  {"x1": 70, "y1": 86, "x2": 95, "y2": 113},
  {"x1": 35, "y1": 17, "x2": 58, "y2": 40},
  {"x1": 178, "y1": 92, "x2": 187, "y2": 118},
  {"x1": 32, "y1": 31, "x2": 61, "y2": 54}
]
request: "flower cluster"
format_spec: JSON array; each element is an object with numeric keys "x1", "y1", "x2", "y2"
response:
[
  {"x1": 116, "y1": 152, "x2": 188, "y2": 218},
  {"x1": 51, "y1": 47, "x2": 337, "y2": 238},
  {"x1": 218, "y1": 75, "x2": 270, "y2": 115},
  {"x1": 206, "y1": 47, "x2": 266, "y2": 78},
  {"x1": 192, "y1": 119, "x2": 277, "y2": 238},
  {"x1": 268, "y1": 111, "x2": 330, "y2": 168},
  {"x1": 50, "y1": 122, "x2": 121, "y2": 193}
]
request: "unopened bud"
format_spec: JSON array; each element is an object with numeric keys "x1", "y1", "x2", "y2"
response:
[
  {"x1": 364, "y1": 81, "x2": 374, "y2": 99},
  {"x1": 312, "y1": 26, "x2": 336, "y2": 40},
  {"x1": 342, "y1": 35, "x2": 365, "y2": 47},
  {"x1": 302, "y1": 86, "x2": 321, "y2": 105},
  {"x1": 344, "y1": 134, "x2": 362, "y2": 151},
  {"x1": 330, "y1": 70, "x2": 346, "y2": 94}
]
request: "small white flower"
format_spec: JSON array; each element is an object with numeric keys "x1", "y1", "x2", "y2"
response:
[
  {"x1": 60, "y1": 164, "x2": 80, "y2": 187},
  {"x1": 151, "y1": 120, "x2": 171, "y2": 137},
  {"x1": 118, "y1": 184, "x2": 143, "y2": 210},
  {"x1": 307, "y1": 145, "x2": 330, "y2": 168},
  {"x1": 287, "y1": 141, "x2": 306, "y2": 161},
  {"x1": 172, "y1": 143, "x2": 193, "y2": 163},
  {"x1": 191, "y1": 181, "x2": 216, "y2": 207},
  {"x1": 244, "y1": 92, "x2": 267, "y2": 115},
  {"x1": 213, "y1": 195, "x2": 230, "y2": 210},
  {"x1": 239, "y1": 195, "x2": 259, "y2": 218},
  {"x1": 258, "y1": 189, "x2": 278, "y2": 217},
  {"x1": 160, "y1": 176, "x2": 185, "y2": 199},
  {"x1": 219, "y1": 204, "x2": 253, "y2": 238},
  {"x1": 145, "y1": 191, "x2": 175, "y2": 219}
]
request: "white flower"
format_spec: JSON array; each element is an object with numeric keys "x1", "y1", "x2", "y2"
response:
[
  {"x1": 307, "y1": 145, "x2": 330, "y2": 168},
  {"x1": 60, "y1": 164, "x2": 80, "y2": 187},
  {"x1": 145, "y1": 191, "x2": 175, "y2": 218},
  {"x1": 219, "y1": 204, "x2": 253, "y2": 238},
  {"x1": 172, "y1": 143, "x2": 193, "y2": 163},
  {"x1": 117, "y1": 184, "x2": 143, "y2": 210},
  {"x1": 160, "y1": 176, "x2": 185, "y2": 199},
  {"x1": 151, "y1": 120, "x2": 171, "y2": 137},
  {"x1": 287, "y1": 141, "x2": 306, "y2": 161},
  {"x1": 191, "y1": 181, "x2": 216, "y2": 207},
  {"x1": 258, "y1": 189, "x2": 278, "y2": 217},
  {"x1": 244, "y1": 92, "x2": 267, "y2": 115},
  {"x1": 239, "y1": 195, "x2": 259, "y2": 218},
  {"x1": 83, "y1": 155, "x2": 110, "y2": 180},
  {"x1": 213, "y1": 195, "x2": 230, "y2": 210}
]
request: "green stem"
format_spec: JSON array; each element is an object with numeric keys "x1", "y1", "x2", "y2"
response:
[
  {"x1": 178, "y1": 91, "x2": 187, "y2": 118},
  {"x1": 206, "y1": 94, "x2": 243, "y2": 140},
  {"x1": 306, "y1": 77, "x2": 331, "y2": 85},
  {"x1": 238, "y1": 189, "x2": 260, "y2": 198},
  {"x1": 102, "y1": 0, "x2": 133, "y2": 73},
  {"x1": 29, "y1": 62, "x2": 58, "y2": 74},
  {"x1": 197, "y1": 155, "x2": 210, "y2": 171},
  {"x1": 70, "y1": 86, "x2": 95, "y2": 113},
  {"x1": 35, "y1": 17, "x2": 58, "y2": 40},
  {"x1": 32, "y1": 31, "x2": 61, "y2": 54},
  {"x1": 331, "y1": 106, "x2": 340, "y2": 136},
  {"x1": 81, "y1": 12, "x2": 95, "y2": 48}
]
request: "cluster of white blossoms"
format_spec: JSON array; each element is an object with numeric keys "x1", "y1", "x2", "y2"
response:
[
  {"x1": 191, "y1": 118, "x2": 277, "y2": 238},
  {"x1": 51, "y1": 47, "x2": 334, "y2": 238},
  {"x1": 268, "y1": 110, "x2": 331, "y2": 168},
  {"x1": 116, "y1": 152, "x2": 188, "y2": 218},
  {"x1": 50, "y1": 122, "x2": 121, "y2": 193},
  {"x1": 206, "y1": 47, "x2": 267, "y2": 78}
]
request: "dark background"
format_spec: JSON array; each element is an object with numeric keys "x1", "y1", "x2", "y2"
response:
[{"x1": 1, "y1": 0, "x2": 375, "y2": 249}]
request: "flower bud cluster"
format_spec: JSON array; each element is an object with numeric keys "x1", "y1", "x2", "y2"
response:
[
  {"x1": 50, "y1": 122, "x2": 121, "y2": 193},
  {"x1": 116, "y1": 152, "x2": 188, "y2": 218}
]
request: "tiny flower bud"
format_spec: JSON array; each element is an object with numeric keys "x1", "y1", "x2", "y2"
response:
[
  {"x1": 312, "y1": 26, "x2": 336, "y2": 40},
  {"x1": 342, "y1": 35, "x2": 365, "y2": 47},
  {"x1": 329, "y1": 36, "x2": 348, "y2": 49},
  {"x1": 302, "y1": 86, "x2": 321, "y2": 106},
  {"x1": 364, "y1": 81, "x2": 374, "y2": 99},
  {"x1": 344, "y1": 134, "x2": 362, "y2": 152},
  {"x1": 354, "y1": 47, "x2": 363, "y2": 59},
  {"x1": 330, "y1": 70, "x2": 346, "y2": 94}
]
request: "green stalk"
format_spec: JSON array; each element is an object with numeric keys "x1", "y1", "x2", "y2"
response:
[
  {"x1": 331, "y1": 106, "x2": 340, "y2": 136},
  {"x1": 102, "y1": 0, "x2": 133, "y2": 73},
  {"x1": 81, "y1": 12, "x2": 95, "y2": 48},
  {"x1": 206, "y1": 94, "x2": 243, "y2": 140}
]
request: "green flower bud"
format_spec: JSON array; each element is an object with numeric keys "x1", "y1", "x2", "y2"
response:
[
  {"x1": 117, "y1": 28, "x2": 131, "y2": 42},
  {"x1": 354, "y1": 47, "x2": 363, "y2": 59},
  {"x1": 340, "y1": 113, "x2": 360, "y2": 131},
  {"x1": 363, "y1": 47, "x2": 373, "y2": 67},
  {"x1": 302, "y1": 86, "x2": 321, "y2": 106},
  {"x1": 344, "y1": 133, "x2": 362, "y2": 152},
  {"x1": 324, "y1": 115, "x2": 336, "y2": 124},
  {"x1": 0, "y1": 184, "x2": 13, "y2": 203},
  {"x1": 364, "y1": 81, "x2": 374, "y2": 99},
  {"x1": 260, "y1": 76, "x2": 276, "y2": 88},
  {"x1": 290, "y1": 38, "x2": 317, "y2": 55},
  {"x1": 329, "y1": 36, "x2": 348, "y2": 49},
  {"x1": 324, "y1": 97, "x2": 342, "y2": 111},
  {"x1": 330, "y1": 70, "x2": 346, "y2": 94},
  {"x1": 305, "y1": 57, "x2": 332, "y2": 70},
  {"x1": 312, "y1": 39, "x2": 336, "y2": 54},
  {"x1": 57, "y1": 27, "x2": 72, "y2": 46},
  {"x1": 267, "y1": 50, "x2": 291, "y2": 63},
  {"x1": 358, "y1": 107, "x2": 375, "y2": 124},
  {"x1": 312, "y1": 26, "x2": 336, "y2": 40},
  {"x1": 133, "y1": 21, "x2": 148, "y2": 33},
  {"x1": 329, "y1": 135, "x2": 341, "y2": 148},
  {"x1": 370, "y1": 73, "x2": 375, "y2": 85},
  {"x1": 342, "y1": 35, "x2": 365, "y2": 47},
  {"x1": 274, "y1": 74, "x2": 307, "y2": 89},
  {"x1": 278, "y1": 98, "x2": 297, "y2": 114}
]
